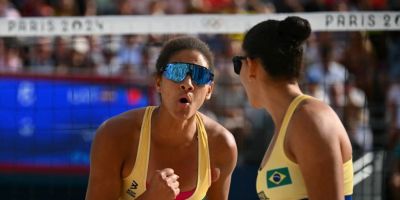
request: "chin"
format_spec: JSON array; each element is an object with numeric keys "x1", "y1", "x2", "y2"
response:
[
  {"x1": 173, "y1": 107, "x2": 196, "y2": 120},
  {"x1": 249, "y1": 98, "x2": 262, "y2": 109}
]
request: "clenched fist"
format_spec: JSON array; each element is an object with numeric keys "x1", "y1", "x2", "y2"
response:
[{"x1": 146, "y1": 168, "x2": 180, "y2": 199}]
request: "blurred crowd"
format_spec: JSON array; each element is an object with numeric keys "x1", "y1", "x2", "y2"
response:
[{"x1": 1, "y1": 0, "x2": 400, "y2": 199}]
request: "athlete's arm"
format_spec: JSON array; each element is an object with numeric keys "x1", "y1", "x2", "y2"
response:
[
  {"x1": 85, "y1": 120, "x2": 125, "y2": 200},
  {"x1": 205, "y1": 119, "x2": 238, "y2": 200},
  {"x1": 287, "y1": 101, "x2": 349, "y2": 200}
]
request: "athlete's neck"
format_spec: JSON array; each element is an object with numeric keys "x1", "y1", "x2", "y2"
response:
[
  {"x1": 261, "y1": 83, "x2": 303, "y2": 129},
  {"x1": 151, "y1": 106, "x2": 197, "y2": 147}
]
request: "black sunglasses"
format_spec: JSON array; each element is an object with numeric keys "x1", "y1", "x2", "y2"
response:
[{"x1": 232, "y1": 56, "x2": 247, "y2": 75}]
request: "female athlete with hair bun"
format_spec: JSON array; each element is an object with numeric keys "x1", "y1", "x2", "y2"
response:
[{"x1": 233, "y1": 16, "x2": 353, "y2": 200}]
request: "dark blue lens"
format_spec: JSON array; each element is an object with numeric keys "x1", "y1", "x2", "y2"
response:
[
  {"x1": 164, "y1": 63, "x2": 189, "y2": 82},
  {"x1": 162, "y1": 62, "x2": 214, "y2": 85},
  {"x1": 192, "y1": 66, "x2": 213, "y2": 85}
]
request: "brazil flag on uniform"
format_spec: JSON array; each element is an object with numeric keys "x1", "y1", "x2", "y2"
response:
[{"x1": 266, "y1": 167, "x2": 292, "y2": 188}]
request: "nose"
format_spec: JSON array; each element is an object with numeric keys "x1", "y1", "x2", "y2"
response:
[{"x1": 180, "y1": 75, "x2": 194, "y2": 91}]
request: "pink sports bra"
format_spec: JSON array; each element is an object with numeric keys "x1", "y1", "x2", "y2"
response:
[
  {"x1": 146, "y1": 183, "x2": 196, "y2": 200},
  {"x1": 176, "y1": 188, "x2": 196, "y2": 200}
]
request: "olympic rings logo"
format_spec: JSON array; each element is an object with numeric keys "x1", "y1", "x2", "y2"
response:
[{"x1": 201, "y1": 17, "x2": 223, "y2": 29}]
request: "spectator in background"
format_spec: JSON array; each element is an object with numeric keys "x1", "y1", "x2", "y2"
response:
[
  {"x1": 118, "y1": 35, "x2": 146, "y2": 78},
  {"x1": 387, "y1": 75, "x2": 400, "y2": 200},
  {"x1": 340, "y1": 32, "x2": 375, "y2": 98},
  {"x1": 95, "y1": 40, "x2": 121, "y2": 76},
  {"x1": 242, "y1": 102, "x2": 275, "y2": 165},
  {"x1": 355, "y1": 0, "x2": 388, "y2": 10},
  {"x1": 53, "y1": 36, "x2": 71, "y2": 72},
  {"x1": 53, "y1": 0, "x2": 77, "y2": 16},
  {"x1": 84, "y1": 0, "x2": 97, "y2": 16},
  {"x1": 51, "y1": 0, "x2": 96, "y2": 16},
  {"x1": 148, "y1": 0, "x2": 167, "y2": 15},
  {"x1": 95, "y1": 0, "x2": 118, "y2": 15},
  {"x1": 389, "y1": 0, "x2": 400, "y2": 10},
  {"x1": 142, "y1": 35, "x2": 165, "y2": 76},
  {"x1": 303, "y1": 32, "x2": 321, "y2": 67},
  {"x1": 165, "y1": 0, "x2": 189, "y2": 14},
  {"x1": 27, "y1": 37, "x2": 55, "y2": 73},
  {"x1": 0, "y1": 38, "x2": 22, "y2": 72},
  {"x1": 306, "y1": 43, "x2": 348, "y2": 117},
  {"x1": 208, "y1": 37, "x2": 251, "y2": 164},
  {"x1": 303, "y1": 0, "x2": 329, "y2": 11},
  {"x1": 67, "y1": 36, "x2": 95, "y2": 74},
  {"x1": 389, "y1": 145, "x2": 400, "y2": 200},
  {"x1": 0, "y1": 0, "x2": 20, "y2": 18},
  {"x1": 209, "y1": 73, "x2": 250, "y2": 163},
  {"x1": 388, "y1": 32, "x2": 400, "y2": 80},
  {"x1": 304, "y1": 72, "x2": 331, "y2": 104},
  {"x1": 343, "y1": 74, "x2": 373, "y2": 155},
  {"x1": 19, "y1": 0, "x2": 54, "y2": 16},
  {"x1": 0, "y1": 38, "x2": 5, "y2": 70},
  {"x1": 116, "y1": 0, "x2": 136, "y2": 15},
  {"x1": 273, "y1": 0, "x2": 304, "y2": 12},
  {"x1": 387, "y1": 76, "x2": 400, "y2": 151},
  {"x1": 87, "y1": 35, "x2": 105, "y2": 70},
  {"x1": 191, "y1": 0, "x2": 233, "y2": 13}
]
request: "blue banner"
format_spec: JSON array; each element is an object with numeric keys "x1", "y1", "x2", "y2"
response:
[{"x1": 0, "y1": 77, "x2": 150, "y2": 171}]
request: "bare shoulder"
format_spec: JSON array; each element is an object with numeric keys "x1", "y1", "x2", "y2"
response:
[
  {"x1": 292, "y1": 98, "x2": 346, "y2": 140},
  {"x1": 92, "y1": 107, "x2": 147, "y2": 156},
  {"x1": 287, "y1": 97, "x2": 351, "y2": 162},
  {"x1": 86, "y1": 108, "x2": 148, "y2": 199},
  {"x1": 197, "y1": 112, "x2": 237, "y2": 168},
  {"x1": 96, "y1": 108, "x2": 146, "y2": 138}
]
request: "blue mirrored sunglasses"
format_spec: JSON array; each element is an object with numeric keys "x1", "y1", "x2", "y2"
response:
[{"x1": 162, "y1": 62, "x2": 214, "y2": 85}]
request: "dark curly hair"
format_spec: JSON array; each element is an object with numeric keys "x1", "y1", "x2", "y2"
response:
[
  {"x1": 242, "y1": 16, "x2": 311, "y2": 80},
  {"x1": 155, "y1": 36, "x2": 214, "y2": 74}
]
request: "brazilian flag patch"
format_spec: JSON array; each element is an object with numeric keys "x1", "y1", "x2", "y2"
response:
[{"x1": 266, "y1": 167, "x2": 292, "y2": 188}]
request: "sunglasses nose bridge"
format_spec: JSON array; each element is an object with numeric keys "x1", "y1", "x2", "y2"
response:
[{"x1": 180, "y1": 75, "x2": 195, "y2": 91}]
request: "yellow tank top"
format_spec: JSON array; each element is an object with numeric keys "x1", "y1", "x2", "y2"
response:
[
  {"x1": 119, "y1": 106, "x2": 211, "y2": 200},
  {"x1": 256, "y1": 95, "x2": 353, "y2": 199}
]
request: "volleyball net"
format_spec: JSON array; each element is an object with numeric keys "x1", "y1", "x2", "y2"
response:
[
  {"x1": 0, "y1": 11, "x2": 398, "y2": 199},
  {"x1": 0, "y1": 12, "x2": 399, "y2": 36}
]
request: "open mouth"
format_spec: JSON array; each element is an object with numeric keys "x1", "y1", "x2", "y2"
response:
[{"x1": 179, "y1": 97, "x2": 189, "y2": 104}]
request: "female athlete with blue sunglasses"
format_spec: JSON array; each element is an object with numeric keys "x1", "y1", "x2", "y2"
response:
[{"x1": 86, "y1": 36, "x2": 237, "y2": 200}]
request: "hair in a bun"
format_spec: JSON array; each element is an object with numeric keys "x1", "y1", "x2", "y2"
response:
[
  {"x1": 278, "y1": 16, "x2": 311, "y2": 46},
  {"x1": 242, "y1": 16, "x2": 311, "y2": 80}
]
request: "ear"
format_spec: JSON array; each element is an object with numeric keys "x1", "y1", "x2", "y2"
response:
[
  {"x1": 205, "y1": 81, "x2": 214, "y2": 100},
  {"x1": 246, "y1": 57, "x2": 258, "y2": 80},
  {"x1": 155, "y1": 75, "x2": 162, "y2": 93}
]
